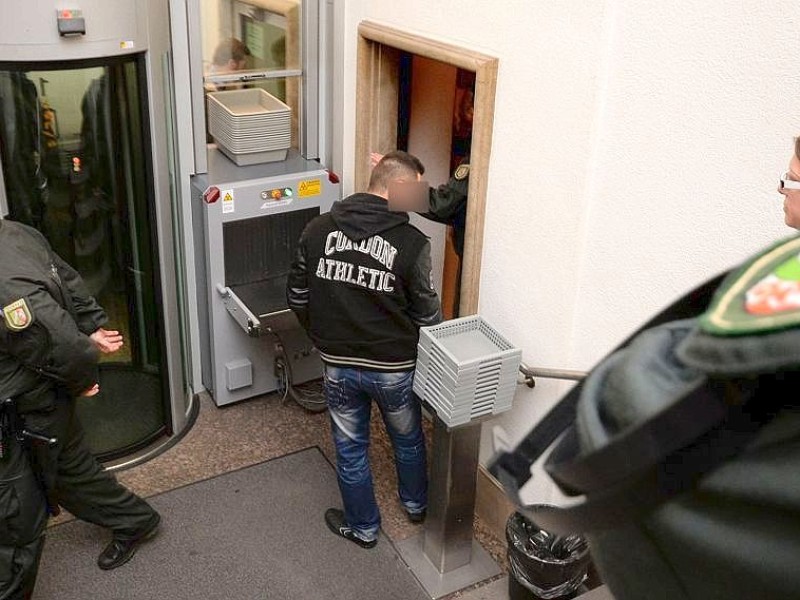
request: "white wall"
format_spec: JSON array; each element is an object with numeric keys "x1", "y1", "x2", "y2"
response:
[{"x1": 333, "y1": 0, "x2": 800, "y2": 502}]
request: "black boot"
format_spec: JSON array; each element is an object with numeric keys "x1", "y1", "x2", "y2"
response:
[{"x1": 97, "y1": 513, "x2": 161, "y2": 570}]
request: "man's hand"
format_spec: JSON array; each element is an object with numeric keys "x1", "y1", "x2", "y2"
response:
[
  {"x1": 370, "y1": 152, "x2": 384, "y2": 168},
  {"x1": 90, "y1": 328, "x2": 124, "y2": 354},
  {"x1": 81, "y1": 383, "x2": 100, "y2": 397}
]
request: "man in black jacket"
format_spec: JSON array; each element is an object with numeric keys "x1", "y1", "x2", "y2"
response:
[
  {"x1": 287, "y1": 151, "x2": 441, "y2": 548},
  {"x1": 0, "y1": 219, "x2": 160, "y2": 600}
]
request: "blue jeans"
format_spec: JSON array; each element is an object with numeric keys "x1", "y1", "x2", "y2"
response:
[{"x1": 323, "y1": 365, "x2": 428, "y2": 542}]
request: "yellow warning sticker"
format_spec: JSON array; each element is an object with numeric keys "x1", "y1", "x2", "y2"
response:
[
  {"x1": 221, "y1": 188, "x2": 235, "y2": 214},
  {"x1": 298, "y1": 179, "x2": 322, "y2": 198}
]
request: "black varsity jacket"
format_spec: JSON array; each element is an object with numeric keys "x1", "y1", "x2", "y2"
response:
[{"x1": 287, "y1": 193, "x2": 442, "y2": 371}]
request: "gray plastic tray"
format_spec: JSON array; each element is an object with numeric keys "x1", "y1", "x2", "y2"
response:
[
  {"x1": 207, "y1": 88, "x2": 291, "y2": 117},
  {"x1": 414, "y1": 316, "x2": 521, "y2": 427}
]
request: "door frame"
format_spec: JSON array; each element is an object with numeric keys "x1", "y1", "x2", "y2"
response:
[{"x1": 355, "y1": 21, "x2": 498, "y2": 315}]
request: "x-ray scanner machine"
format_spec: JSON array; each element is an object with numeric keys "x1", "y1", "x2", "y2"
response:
[{"x1": 192, "y1": 149, "x2": 339, "y2": 406}]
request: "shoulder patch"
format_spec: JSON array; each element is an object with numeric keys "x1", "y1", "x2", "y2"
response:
[
  {"x1": 454, "y1": 164, "x2": 470, "y2": 181},
  {"x1": 701, "y1": 235, "x2": 800, "y2": 336},
  {"x1": 3, "y1": 298, "x2": 33, "y2": 332}
]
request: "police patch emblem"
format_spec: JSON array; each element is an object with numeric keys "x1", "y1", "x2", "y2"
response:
[
  {"x1": 3, "y1": 298, "x2": 33, "y2": 331},
  {"x1": 701, "y1": 235, "x2": 800, "y2": 335},
  {"x1": 454, "y1": 164, "x2": 470, "y2": 181}
]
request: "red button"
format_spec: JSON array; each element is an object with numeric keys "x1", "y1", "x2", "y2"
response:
[{"x1": 204, "y1": 186, "x2": 220, "y2": 204}]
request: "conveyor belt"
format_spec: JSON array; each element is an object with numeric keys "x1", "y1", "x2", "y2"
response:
[{"x1": 229, "y1": 277, "x2": 288, "y2": 318}]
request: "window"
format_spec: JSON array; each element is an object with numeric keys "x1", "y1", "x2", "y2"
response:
[{"x1": 192, "y1": 0, "x2": 324, "y2": 166}]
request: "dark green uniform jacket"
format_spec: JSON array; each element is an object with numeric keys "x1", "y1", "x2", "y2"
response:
[
  {"x1": 424, "y1": 161, "x2": 468, "y2": 257},
  {"x1": 0, "y1": 219, "x2": 106, "y2": 410},
  {"x1": 575, "y1": 237, "x2": 800, "y2": 600}
]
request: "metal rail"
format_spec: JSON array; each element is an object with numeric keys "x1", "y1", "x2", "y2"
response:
[
  {"x1": 518, "y1": 362, "x2": 587, "y2": 388},
  {"x1": 204, "y1": 68, "x2": 304, "y2": 85}
]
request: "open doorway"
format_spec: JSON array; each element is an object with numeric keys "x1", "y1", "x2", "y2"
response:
[
  {"x1": 396, "y1": 56, "x2": 475, "y2": 319},
  {"x1": 355, "y1": 22, "x2": 498, "y2": 317}
]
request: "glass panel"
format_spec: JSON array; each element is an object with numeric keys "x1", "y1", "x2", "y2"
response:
[
  {"x1": 0, "y1": 56, "x2": 167, "y2": 459},
  {"x1": 201, "y1": 0, "x2": 302, "y2": 77},
  {"x1": 200, "y1": 0, "x2": 303, "y2": 152}
]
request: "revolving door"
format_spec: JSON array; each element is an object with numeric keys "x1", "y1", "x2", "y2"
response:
[{"x1": 0, "y1": 55, "x2": 170, "y2": 460}]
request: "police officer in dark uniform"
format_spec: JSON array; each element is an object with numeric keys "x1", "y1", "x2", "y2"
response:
[
  {"x1": 0, "y1": 218, "x2": 160, "y2": 600},
  {"x1": 424, "y1": 81, "x2": 473, "y2": 263},
  {"x1": 422, "y1": 160, "x2": 469, "y2": 316},
  {"x1": 424, "y1": 160, "x2": 469, "y2": 258},
  {"x1": 371, "y1": 152, "x2": 470, "y2": 314},
  {"x1": 0, "y1": 398, "x2": 47, "y2": 600}
]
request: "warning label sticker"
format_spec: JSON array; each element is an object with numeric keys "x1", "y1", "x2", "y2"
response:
[
  {"x1": 222, "y1": 189, "x2": 235, "y2": 214},
  {"x1": 298, "y1": 179, "x2": 322, "y2": 198}
]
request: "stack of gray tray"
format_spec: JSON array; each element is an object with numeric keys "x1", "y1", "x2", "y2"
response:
[
  {"x1": 207, "y1": 89, "x2": 292, "y2": 166},
  {"x1": 413, "y1": 316, "x2": 521, "y2": 427}
]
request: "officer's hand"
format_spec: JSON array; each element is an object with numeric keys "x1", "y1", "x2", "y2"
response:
[
  {"x1": 370, "y1": 152, "x2": 384, "y2": 168},
  {"x1": 90, "y1": 328, "x2": 124, "y2": 354},
  {"x1": 81, "y1": 383, "x2": 100, "y2": 397}
]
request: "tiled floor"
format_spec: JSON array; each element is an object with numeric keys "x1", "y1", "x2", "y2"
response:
[{"x1": 74, "y1": 391, "x2": 510, "y2": 599}]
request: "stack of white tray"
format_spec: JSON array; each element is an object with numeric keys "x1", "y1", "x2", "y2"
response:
[
  {"x1": 414, "y1": 316, "x2": 521, "y2": 427},
  {"x1": 207, "y1": 89, "x2": 292, "y2": 166}
]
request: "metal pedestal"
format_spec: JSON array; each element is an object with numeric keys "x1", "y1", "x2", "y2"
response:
[{"x1": 397, "y1": 417, "x2": 501, "y2": 598}]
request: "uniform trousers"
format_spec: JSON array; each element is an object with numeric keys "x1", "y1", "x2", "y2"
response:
[{"x1": 0, "y1": 389, "x2": 157, "y2": 599}]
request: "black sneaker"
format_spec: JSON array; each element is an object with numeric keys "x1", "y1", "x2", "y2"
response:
[
  {"x1": 97, "y1": 513, "x2": 161, "y2": 570},
  {"x1": 324, "y1": 508, "x2": 377, "y2": 549},
  {"x1": 407, "y1": 509, "x2": 427, "y2": 524}
]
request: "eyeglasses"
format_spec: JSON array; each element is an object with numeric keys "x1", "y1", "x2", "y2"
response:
[{"x1": 780, "y1": 171, "x2": 800, "y2": 191}]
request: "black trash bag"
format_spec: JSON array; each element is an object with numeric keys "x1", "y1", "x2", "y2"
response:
[{"x1": 506, "y1": 510, "x2": 590, "y2": 600}]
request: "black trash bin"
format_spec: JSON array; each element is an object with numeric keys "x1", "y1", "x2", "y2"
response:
[{"x1": 506, "y1": 509, "x2": 591, "y2": 600}]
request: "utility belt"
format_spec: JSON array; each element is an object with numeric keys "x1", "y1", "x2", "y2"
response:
[
  {"x1": 1, "y1": 397, "x2": 60, "y2": 516},
  {"x1": 0, "y1": 397, "x2": 58, "y2": 461}
]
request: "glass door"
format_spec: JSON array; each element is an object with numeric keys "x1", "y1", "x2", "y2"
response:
[{"x1": 0, "y1": 55, "x2": 169, "y2": 460}]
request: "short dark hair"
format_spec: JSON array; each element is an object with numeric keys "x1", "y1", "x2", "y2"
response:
[
  {"x1": 368, "y1": 151, "x2": 425, "y2": 192},
  {"x1": 213, "y1": 38, "x2": 251, "y2": 66},
  {"x1": 795, "y1": 137, "x2": 800, "y2": 162}
]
